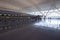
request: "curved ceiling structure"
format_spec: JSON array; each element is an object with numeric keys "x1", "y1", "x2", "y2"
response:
[{"x1": 0, "y1": 0, "x2": 60, "y2": 13}]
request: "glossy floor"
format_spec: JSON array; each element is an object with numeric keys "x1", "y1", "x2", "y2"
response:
[{"x1": 0, "y1": 19, "x2": 60, "y2": 40}]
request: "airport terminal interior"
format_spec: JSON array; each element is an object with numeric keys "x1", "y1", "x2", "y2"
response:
[{"x1": 0, "y1": 0, "x2": 60, "y2": 40}]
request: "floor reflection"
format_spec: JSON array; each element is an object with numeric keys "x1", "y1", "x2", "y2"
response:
[{"x1": 34, "y1": 19, "x2": 60, "y2": 29}]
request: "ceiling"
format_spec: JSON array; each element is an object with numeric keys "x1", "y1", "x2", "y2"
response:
[{"x1": 0, "y1": 0, "x2": 60, "y2": 12}]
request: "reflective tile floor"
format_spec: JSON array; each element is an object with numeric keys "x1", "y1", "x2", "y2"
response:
[
  {"x1": 0, "y1": 19, "x2": 60, "y2": 40},
  {"x1": 34, "y1": 19, "x2": 60, "y2": 29}
]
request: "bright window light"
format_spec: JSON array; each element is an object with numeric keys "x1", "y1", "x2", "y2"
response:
[
  {"x1": 27, "y1": 8, "x2": 60, "y2": 17},
  {"x1": 33, "y1": 8, "x2": 60, "y2": 29}
]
